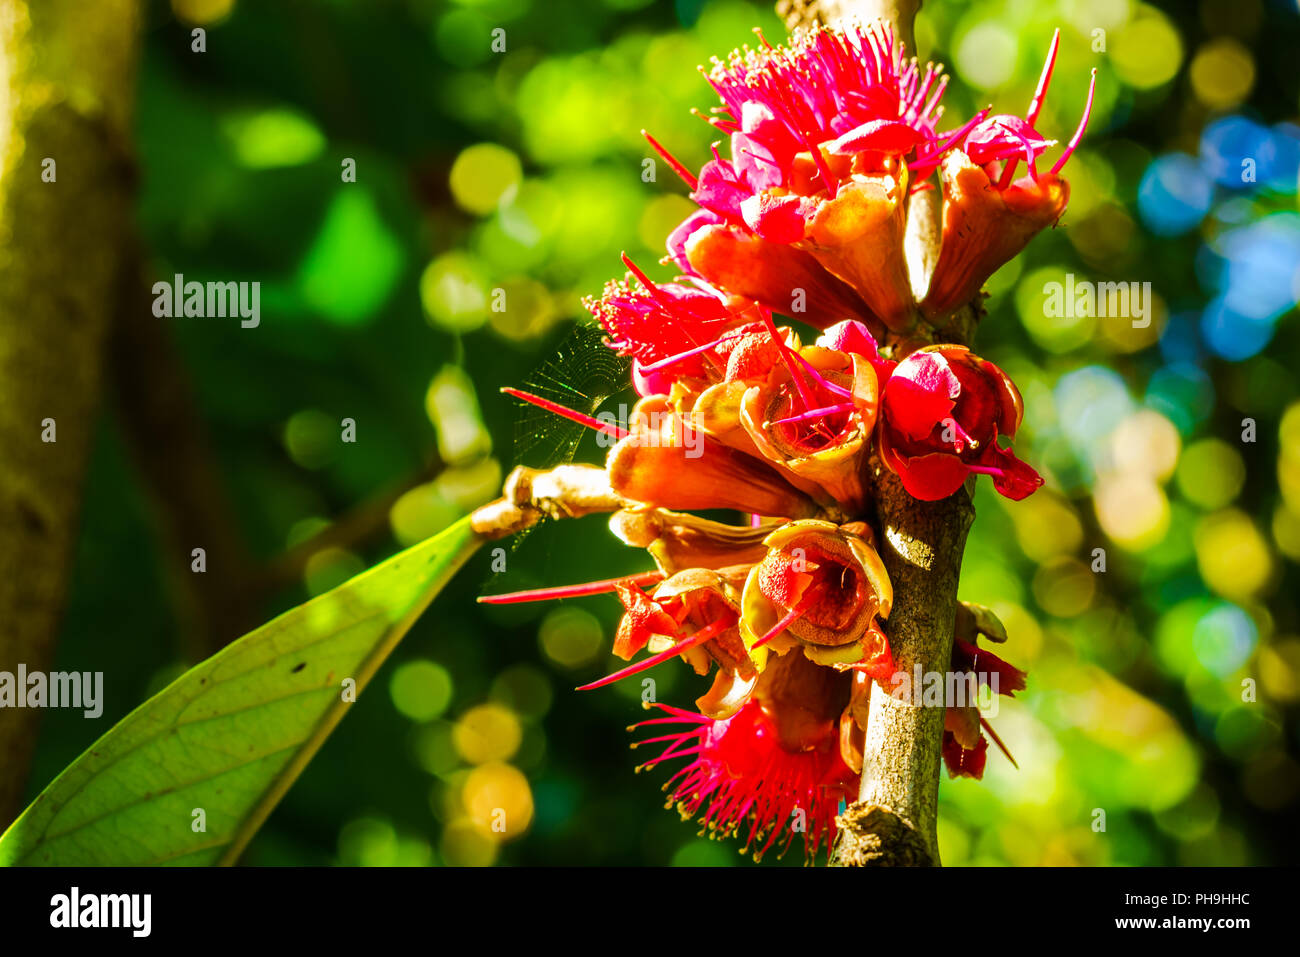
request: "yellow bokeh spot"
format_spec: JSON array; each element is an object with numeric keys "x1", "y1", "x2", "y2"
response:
[
  {"x1": 1259, "y1": 638, "x2": 1300, "y2": 704},
  {"x1": 1032, "y1": 558, "x2": 1096, "y2": 618},
  {"x1": 1095, "y1": 474, "x2": 1170, "y2": 550},
  {"x1": 284, "y1": 408, "x2": 336, "y2": 469},
  {"x1": 425, "y1": 365, "x2": 491, "y2": 465},
  {"x1": 170, "y1": 0, "x2": 234, "y2": 25},
  {"x1": 1272, "y1": 504, "x2": 1300, "y2": 561},
  {"x1": 1111, "y1": 7, "x2": 1184, "y2": 89},
  {"x1": 954, "y1": 20, "x2": 1018, "y2": 89},
  {"x1": 389, "y1": 660, "x2": 454, "y2": 722},
  {"x1": 1097, "y1": 291, "x2": 1165, "y2": 353},
  {"x1": 440, "y1": 817, "x2": 499, "y2": 866},
  {"x1": 1068, "y1": 203, "x2": 1138, "y2": 268},
  {"x1": 638, "y1": 194, "x2": 696, "y2": 251},
  {"x1": 989, "y1": 601, "x2": 1044, "y2": 664},
  {"x1": 420, "y1": 252, "x2": 491, "y2": 334},
  {"x1": 1015, "y1": 265, "x2": 1097, "y2": 353},
  {"x1": 1010, "y1": 491, "x2": 1083, "y2": 563},
  {"x1": 538, "y1": 605, "x2": 604, "y2": 668},
  {"x1": 449, "y1": 144, "x2": 522, "y2": 216},
  {"x1": 1109, "y1": 410, "x2": 1180, "y2": 482},
  {"x1": 453, "y1": 703, "x2": 523, "y2": 764},
  {"x1": 462, "y1": 762, "x2": 534, "y2": 840},
  {"x1": 1194, "y1": 509, "x2": 1273, "y2": 601},
  {"x1": 1176, "y1": 438, "x2": 1245, "y2": 509},
  {"x1": 487, "y1": 277, "x2": 558, "y2": 341},
  {"x1": 1189, "y1": 38, "x2": 1255, "y2": 110},
  {"x1": 435, "y1": 458, "x2": 504, "y2": 511},
  {"x1": 389, "y1": 482, "x2": 461, "y2": 547}
]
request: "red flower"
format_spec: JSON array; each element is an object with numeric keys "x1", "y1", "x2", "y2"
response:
[
  {"x1": 651, "y1": 22, "x2": 964, "y2": 332},
  {"x1": 584, "y1": 257, "x2": 756, "y2": 396},
  {"x1": 631, "y1": 652, "x2": 859, "y2": 862},
  {"x1": 740, "y1": 520, "x2": 893, "y2": 677},
  {"x1": 942, "y1": 604, "x2": 1026, "y2": 779},
  {"x1": 922, "y1": 31, "x2": 1097, "y2": 317},
  {"x1": 879, "y1": 345, "x2": 1043, "y2": 501}
]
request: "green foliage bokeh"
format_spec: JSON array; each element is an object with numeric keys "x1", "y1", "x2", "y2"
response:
[{"x1": 34, "y1": 0, "x2": 1300, "y2": 866}]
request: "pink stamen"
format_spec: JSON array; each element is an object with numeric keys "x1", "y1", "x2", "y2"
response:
[
  {"x1": 946, "y1": 416, "x2": 980, "y2": 451},
  {"x1": 793, "y1": 352, "x2": 853, "y2": 398},
  {"x1": 1050, "y1": 68, "x2": 1096, "y2": 175},
  {"x1": 642, "y1": 129, "x2": 698, "y2": 191},
  {"x1": 501, "y1": 387, "x2": 629, "y2": 440},
  {"x1": 1025, "y1": 29, "x2": 1060, "y2": 127},
  {"x1": 478, "y1": 570, "x2": 663, "y2": 604},
  {"x1": 576, "y1": 618, "x2": 731, "y2": 691},
  {"x1": 964, "y1": 463, "x2": 1007, "y2": 478},
  {"x1": 912, "y1": 107, "x2": 991, "y2": 168},
  {"x1": 638, "y1": 331, "x2": 746, "y2": 374},
  {"x1": 766, "y1": 401, "x2": 856, "y2": 427}
]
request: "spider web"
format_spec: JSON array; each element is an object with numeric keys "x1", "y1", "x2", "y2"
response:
[
  {"x1": 498, "y1": 322, "x2": 631, "y2": 557},
  {"x1": 511, "y1": 322, "x2": 630, "y2": 470}
]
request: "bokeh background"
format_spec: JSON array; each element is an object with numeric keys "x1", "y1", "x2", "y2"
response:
[{"x1": 26, "y1": 0, "x2": 1300, "y2": 865}]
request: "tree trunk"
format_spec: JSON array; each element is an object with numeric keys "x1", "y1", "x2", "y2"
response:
[
  {"x1": 776, "y1": 0, "x2": 978, "y2": 866},
  {"x1": 0, "y1": 0, "x2": 141, "y2": 826}
]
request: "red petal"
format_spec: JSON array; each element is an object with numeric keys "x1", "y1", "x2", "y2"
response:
[
  {"x1": 828, "y1": 119, "x2": 925, "y2": 156},
  {"x1": 884, "y1": 352, "x2": 961, "y2": 442},
  {"x1": 612, "y1": 581, "x2": 678, "y2": 659},
  {"x1": 984, "y1": 443, "x2": 1044, "y2": 501},
  {"x1": 741, "y1": 192, "x2": 810, "y2": 244},
  {"x1": 890, "y1": 450, "x2": 970, "y2": 501},
  {"x1": 942, "y1": 730, "x2": 989, "y2": 780},
  {"x1": 952, "y1": 638, "x2": 1028, "y2": 696}
]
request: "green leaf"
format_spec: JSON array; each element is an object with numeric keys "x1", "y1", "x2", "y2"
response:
[{"x1": 0, "y1": 517, "x2": 481, "y2": 866}]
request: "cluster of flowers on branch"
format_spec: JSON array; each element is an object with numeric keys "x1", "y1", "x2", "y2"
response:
[{"x1": 474, "y1": 20, "x2": 1093, "y2": 861}]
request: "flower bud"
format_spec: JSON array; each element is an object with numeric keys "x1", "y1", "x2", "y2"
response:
[
  {"x1": 740, "y1": 519, "x2": 893, "y2": 676},
  {"x1": 879, "y1": 344, "x2": 1043, "y2": 501}
]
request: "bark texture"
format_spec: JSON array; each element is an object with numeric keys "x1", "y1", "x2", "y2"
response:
[{"x1": 0, "y1": 0, "x2": 141, "y2": 825}]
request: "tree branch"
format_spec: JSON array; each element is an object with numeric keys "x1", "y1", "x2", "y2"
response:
[
  {"x1": 776, "y1": 0, "x2": 977, "y2": 867},
  {"x1": 0, "y1": 0, "x2": 142, "y2": 826}
]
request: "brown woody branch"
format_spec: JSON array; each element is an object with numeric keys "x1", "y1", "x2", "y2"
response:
[
  {"x1": 0, "y1": 0, "x2": 143, "y2": 827},
  {"x1": 775, "y1": 0, "x2": 979, "y2": 867}
]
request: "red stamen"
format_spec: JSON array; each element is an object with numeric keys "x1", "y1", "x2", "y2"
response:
[
  {"x1": 577, "y1": 618, "x2": 731, "y2": 691},
  {"x1": 478, "y1": 570, "x2": 664, "y2": 604},
  {"x1": 642, "y1": 129, "x2": 699, "y2": 191},
  {"x1": 981, "y1": 716, "x2": 1019, "y2": 769},
  {"x1": 1050, "y1": 68, "x2": 1096, "y2": 175},
  {"x1": 501, "y1": 387, "x2": 629, "y2": 439},
  {"x1": 751, "y1": 597, "x2": 810, "y2": 648},
  {"x1": 758, "y1": 308, "x2": 819, "y2": 413},
  {"x1": 621, "y1": 253, "x2": 723, "y2": 374},
  {"x1": 912, "y1": 107, "x2": 991, "y2": 168}
]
